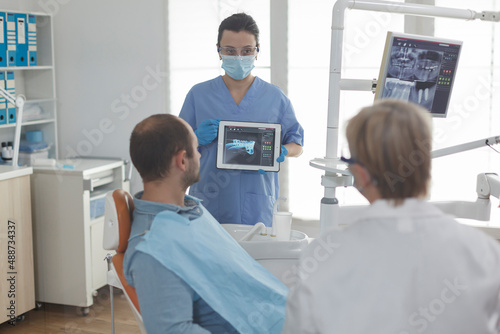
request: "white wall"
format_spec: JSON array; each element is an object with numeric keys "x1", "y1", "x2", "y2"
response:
[
  {"x1": 6, "y1": 0, "x2": 168, "y2": 194},
  {"x1": 0, "y1": 1, "x2": 36, "y2": 12},
  {"x1": 52, "y1": 0, "x2": 167, "y2": 194}
]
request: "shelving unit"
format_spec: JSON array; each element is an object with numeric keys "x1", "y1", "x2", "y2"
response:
[{"x1": 0, "y1": 11, "x2": 58, "y2": 161}]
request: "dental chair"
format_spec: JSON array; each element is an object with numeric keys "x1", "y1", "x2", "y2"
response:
[{"x1": 103, "y1": 189, "x2": 146, "y2": 334}]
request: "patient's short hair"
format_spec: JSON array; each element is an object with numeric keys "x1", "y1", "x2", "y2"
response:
[
  {"x1": 130, "y1": 114, "x2": 194, "y2": 182},
  {"x1": 345, "y1": 99, "x2": 432, "y2": 203}
]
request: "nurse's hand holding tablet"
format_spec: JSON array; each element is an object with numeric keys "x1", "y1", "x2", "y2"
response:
[{"x1": 195, "y1": 118, "x2": 221, "y2": 146}]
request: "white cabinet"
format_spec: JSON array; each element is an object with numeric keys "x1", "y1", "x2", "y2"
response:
[
  {"x1": 30, "y1": 159, "x2": 127, "y2": 312},
  {"x1": 0, "y1": 11, "x2": 58, "y2": 161}
]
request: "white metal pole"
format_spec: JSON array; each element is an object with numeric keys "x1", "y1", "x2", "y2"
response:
[
  {"x1": 318, "y1": 0, "x2": 352, "y2": 234},
  {"x1": 432, "y1": 136, "x2": 500, "y2": 158},
  {"x1": 351, "y1": 0, "x2": 476, "y2": 20},
  {"x1": 12, "y1": 102, "x2": 24, "y2": 167}
]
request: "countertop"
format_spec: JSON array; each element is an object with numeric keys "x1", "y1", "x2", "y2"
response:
[
  {"x1": 32, "y1": 158, "x2": 123, "y2": 176},
  {"x1": 0, "y1": 165, "x2": 33, "y2": 181}
]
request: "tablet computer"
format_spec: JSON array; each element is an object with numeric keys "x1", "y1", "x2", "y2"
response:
[{"x1": 216, "y1": 120, "x2": 282, "y2": 172}]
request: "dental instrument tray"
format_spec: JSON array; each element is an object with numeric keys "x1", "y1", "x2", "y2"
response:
[{"x1": 216, "y1": 120, "x2": 281, "y2": 172}]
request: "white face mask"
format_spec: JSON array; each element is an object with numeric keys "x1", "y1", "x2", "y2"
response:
[{"x1": 220, "y1": 55, "x2": 255, "y2": 80}]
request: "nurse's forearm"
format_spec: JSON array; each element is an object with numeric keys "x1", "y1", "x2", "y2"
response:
[{"x1": 284, "y1": 143, "x2": 303, "y2": 157}]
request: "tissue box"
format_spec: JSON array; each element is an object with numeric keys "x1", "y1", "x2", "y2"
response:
[{"x1": 18, "y1": 149, "x2": 49, "y2": 166}]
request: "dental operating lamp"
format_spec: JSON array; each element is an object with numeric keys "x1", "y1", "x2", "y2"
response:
[
  {"x1": 312, "y1": 0, "x2": 500, "y2": 233},
  {"x1": 0, "y1": 85, "x2": 25, "y2": 167}
]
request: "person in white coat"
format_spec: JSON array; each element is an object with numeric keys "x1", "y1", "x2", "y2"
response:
[{"x1": 283, "y1": 99, "x2": 500, "y2": 334}]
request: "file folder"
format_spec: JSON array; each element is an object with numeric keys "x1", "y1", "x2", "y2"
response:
[
  {"x1": 15, "y1": 13, "x2": 27, "y2": 67},
  {"x1": 0, "y1": 79, "x2": 5, "y2": 124},
  {"x1": 0, "y1": 13, "x2": 7, "y2": 67},
  {"x1": 5, "y1": 70, "x2": 15, "y2": 123},
  {"x1": 6, "y1": 13, "x2": 15, "y2": 67},
  {"x1": 0, "y1": 71, "x2": 5, "y2": 125},
  {"x1": 0, "y1": 102, "x2": 6, "y2": 125},
  {"x1": 27, "y1": 14, "x2": 36, "y2": 66}
]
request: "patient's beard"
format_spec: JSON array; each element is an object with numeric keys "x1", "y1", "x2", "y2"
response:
[{"x1": 182, "y1": 161, "x2": 200, "y2": 189}]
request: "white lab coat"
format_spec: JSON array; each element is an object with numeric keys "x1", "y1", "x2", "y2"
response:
[{"x1": 283, "y1": 199, "x2": 500, "y2": 334}]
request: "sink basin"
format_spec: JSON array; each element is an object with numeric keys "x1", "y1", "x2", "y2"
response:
[
  {"x1": 222, "y1": 224, "x2": 309, "y2": 258},
  {"x1": 222, "y1": 224, "x2": 311, "y2": 286}
]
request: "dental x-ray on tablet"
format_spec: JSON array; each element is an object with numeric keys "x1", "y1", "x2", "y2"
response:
[
  {"x1": 374, "y1": 31, "x2": 462, "y2": 117},
  {"x1": 217, "y1": 120, "x2": 281, "y2": 172}
]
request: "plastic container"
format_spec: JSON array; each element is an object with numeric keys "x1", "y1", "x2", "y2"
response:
[
  {"x1": 18, "y1": 149, "x2": 49, "y2": 166},
  {"x1": 26, "y1": 130, "x2": 43, "y2": 142}
]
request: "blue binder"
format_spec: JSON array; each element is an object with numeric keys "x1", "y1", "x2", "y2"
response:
[
  {"x1": 0, "y1": 13, "x2": 7, "y2": 67},
  {"x1": 0, "y1": 103, "x2": 6, "y2": 125},
  {"x1": 0, "y1": 71, "x2": 5, "y2": 124},
  {"x1": 15, "y1": 13, "x2": 27, "y2": 67},
  {"x1": 5, "y1": 70, "x2": 15, "y2": 123},
  {"x1": 0, "y1": 71, "x2": 6, "y2": 124},
  {"x1": 27, "y1": 14, "x2": 36, "y2": 66},
  {"x1": 6, "y1": 13, "x2": 15, "y2": 67}
]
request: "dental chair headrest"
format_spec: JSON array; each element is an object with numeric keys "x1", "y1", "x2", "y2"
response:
[{"x1": 103, "y1": 189, "x2": 135, "y2": 252}]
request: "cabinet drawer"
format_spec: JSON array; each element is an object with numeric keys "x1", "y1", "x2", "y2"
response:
[{"x1": 83, "y1": 169, "x2": 114, "y2": 192}]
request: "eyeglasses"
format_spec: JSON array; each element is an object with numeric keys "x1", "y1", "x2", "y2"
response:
[
  {"x1": 341, "y1": 155, "x2": 378, "y2": 185},
  {"x1": 218, "y1": 46, "x2": 259, "y2": 56},
  {"x1": 340, "y1": 156, "x2": 360, "y2": 167}
]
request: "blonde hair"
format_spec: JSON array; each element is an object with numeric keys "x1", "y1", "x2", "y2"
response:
[{"x1": 345, "y1": 99, "x2": 432, "y2": 204}]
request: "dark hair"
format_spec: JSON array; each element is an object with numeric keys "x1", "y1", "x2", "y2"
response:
[
  {"x1": 217, "y1": 13, "x2": 260, "y2": 46},
  {"x1": 130, "y1": 114, "x2": 194, "y2": 182}
]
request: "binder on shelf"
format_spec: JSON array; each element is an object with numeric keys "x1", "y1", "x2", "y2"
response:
[
  {"x1": 28, "y1": 14, "x2": 36, "y2": 66},
  {"x1": 0, "y1": 71, "x2": 6, "y2": 125},
  {"x1": 15, "y1": 13, "x2": 27, "y2": 67},
  {"x1": 6, "y1": 13, "x2": 15, "y2": 67},
  {"x1": 0, "y1": 13, "x2": 7, "y2": 67},
  {"x1": 5, "y1": 70, "x2": 15, "y2": 124},
  {"x1": 0, "y1": 103, "x2": 6, "y2": 125}
]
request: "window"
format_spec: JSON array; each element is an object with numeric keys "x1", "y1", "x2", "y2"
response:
[
  {"x1": 288, "y1": 0, "x2": 500, "y2": 221},
  {"x1": 169, "y1": 0, "x2": 270, "y2": 115},
  {"x1": 288, "y1": 1, "x2": 404, "y2": 218},
  {"x1": 170, "y1": 0, "x2": 500, "y2": 223}
]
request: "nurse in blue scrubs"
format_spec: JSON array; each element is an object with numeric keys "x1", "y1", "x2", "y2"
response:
[{"x1": 179, "y1": 13, "x2": 304, "y2": 226}]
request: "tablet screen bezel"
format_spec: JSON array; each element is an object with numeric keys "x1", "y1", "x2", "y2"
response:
[{"x1": 216, "y1": 120, "x2": 281, "y2": 172}]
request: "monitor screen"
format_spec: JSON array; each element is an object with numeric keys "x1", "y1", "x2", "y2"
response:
[
  {"x1": 216, "y1": 121, "x2": 281, "y2": 172},
  {"x1": 374, "y1": 31, "x2": 462, "y2": 117}
]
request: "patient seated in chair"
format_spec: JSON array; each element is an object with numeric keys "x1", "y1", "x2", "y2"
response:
[{"x1": 123, "y1": 114, "x2": 287, "y2": 334}]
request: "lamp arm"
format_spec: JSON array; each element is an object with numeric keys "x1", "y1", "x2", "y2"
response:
[
  {"x1": 0, "y1": 85, "x2": 17, "y2": 105},
  {"x1": 0, "y1": 87, "x2": 26, "y2": 167},
  {"x1": 431, "y1": 135, "x2": 500, "y2": 158},
  {"x1": 12, "y1": 103, "x2": 24, "y2": 167}
]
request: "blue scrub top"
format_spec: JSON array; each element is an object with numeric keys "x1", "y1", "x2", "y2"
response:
[{"x1": 179, "y1": 76, "x2": 304, "y2": 226}]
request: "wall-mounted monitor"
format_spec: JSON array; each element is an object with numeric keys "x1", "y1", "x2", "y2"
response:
[{"x1": 374, "y1": 31, "x2": 462, "y2": 117}]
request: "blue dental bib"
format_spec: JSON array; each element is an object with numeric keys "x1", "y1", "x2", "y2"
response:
[{"x1": 135, "y1": 208, "x2": 288, "y2": 334}]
